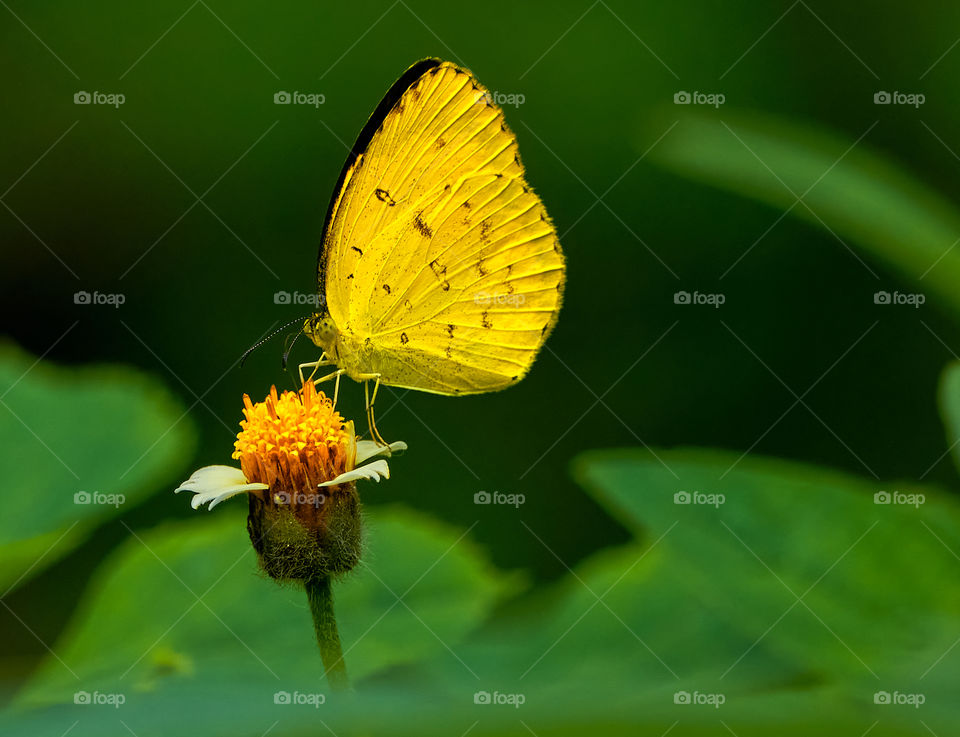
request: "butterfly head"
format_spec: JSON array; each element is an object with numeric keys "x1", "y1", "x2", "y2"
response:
[{"x1": 303, "y1": 313, "x2": 339, "y2": 357}]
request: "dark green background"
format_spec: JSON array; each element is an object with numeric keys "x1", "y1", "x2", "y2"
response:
[{"x1": 2, "y1": 0, "x2": 959, "y2": 731}]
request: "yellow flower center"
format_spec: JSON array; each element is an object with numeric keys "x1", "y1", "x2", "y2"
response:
[{"x1": 232, "y1": 381, "x2": 353, "y2": 493}]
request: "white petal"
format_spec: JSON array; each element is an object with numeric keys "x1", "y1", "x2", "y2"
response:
[
  {"x1": 319, "y1": 459, "x2": 390, "y2": 487},
  {"x1": 175, "y1": 465, "x2": 248, "y2": 493},
  {"x1": 175, "y1": 465, "x2": 268, "y2": 511},
  {"x1": 190, "y1": 485, "x2": 258, "y2": 510},
  {"x1": 355, "y1": 440, "x2": 407, "y2": 465}
]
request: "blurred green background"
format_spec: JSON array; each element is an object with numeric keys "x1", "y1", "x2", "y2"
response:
[{"x1": 3, "y1": 1, "x2": 960, "y2": 735}]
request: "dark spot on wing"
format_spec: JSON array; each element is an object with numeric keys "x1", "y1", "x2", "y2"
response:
[
  {"x1": 404, "y1": 298, "x2": 413, "y2": 310},
  {"x1": 400, "y1": 332, "x2": 409, "y2": 345},
  {"x1": 347, "y1": 273, "x2": 354, "y2": 279},
  {"x1": 414, "y1": 213, "x2": 433, "y2": 238},
  {"x1": 351, "y1": 246, "x2": 363, "y2": 255},
  {"x1": 375, "y1": 188, "x2": 396, "y2": 206},
  {"x1": 494, "y1": 173, "x2": 503, "y2": 179},
  {"x1": 382, "y1": 284, "x2": 391, "y2": 295},
  {"x1": 435, "y1": 138, "x2": 446, "y2": 149},
  {"x1": 447, "y1": 324, "x2": 455, "y2": 338},
  {"x1": 444, "y1": 183, "x2": 451, "y2": 191},
  {"x1": 429, "y1": 258, "x2": 450, "y2": 291},
  {"x1": 445, "y1": 345, "x2": 453, "y2": 359},
  {"x1": 481, "y1": 311, "x2": 492, "y2": 329},
  {"x1": 479, "y1": 219, "x2": 493, "y2": 244},
  {"x1": 462, "y1": 201, "x2": 471, "y2": 209}
]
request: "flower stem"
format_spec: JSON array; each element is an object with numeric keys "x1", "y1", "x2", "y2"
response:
[{"x1": 305, "y1": 575, "x2": 349, "y2": 692}]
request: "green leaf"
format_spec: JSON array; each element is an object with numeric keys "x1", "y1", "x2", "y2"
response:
[
  {"x1": 647, "y1": 110, "x2": 960, "y2": 313},
  {"x1": 939, "y1": 361, "x2": 960, "y2": 476},
  {"x1": 571, "y1": 448, "x2": 960, "y2": 732},
  {"x1": 0, "y1": 342, "x2": 195, "y2": 592},
  {"x1": 11, "y1": 505, "x2": 518, "y2": 735}
]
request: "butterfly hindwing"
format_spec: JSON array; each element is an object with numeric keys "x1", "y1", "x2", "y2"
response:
[{"x1": 320, "y1": 60, "x2": 564, "y2": 394}]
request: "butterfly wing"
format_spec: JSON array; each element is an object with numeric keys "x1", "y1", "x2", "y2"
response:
[{"x1": 319, "y1": 59, "x2": 565, "y2": 394}]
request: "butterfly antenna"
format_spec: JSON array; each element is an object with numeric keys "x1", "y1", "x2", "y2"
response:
[{"x1": 240, "y1": 316, "x2": 310, "y2": 368}]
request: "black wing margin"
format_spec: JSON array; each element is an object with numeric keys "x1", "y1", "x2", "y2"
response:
[{"x1": 315, "y1": 58, "x2": 444, "y2": 302}]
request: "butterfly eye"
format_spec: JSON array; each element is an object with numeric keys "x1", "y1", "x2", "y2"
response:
[{"x1": 304, "y1": 315, "x2": 338, "y2": 350}]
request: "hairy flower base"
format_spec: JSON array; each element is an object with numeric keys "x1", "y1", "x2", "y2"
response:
[{"x1": 247, "y1": 486, "x2": 362, "y2": 581}]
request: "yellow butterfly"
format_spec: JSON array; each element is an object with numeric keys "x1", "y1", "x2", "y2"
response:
[{"x1": 300, "y1": 58, "x2": 565, "y2": 441}]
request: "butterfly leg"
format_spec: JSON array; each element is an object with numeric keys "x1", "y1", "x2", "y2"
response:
[
  {"x1": 307, "y1": 368, "x2": 346, "y2": 406},
  {"x1": 298, "y1": 354, "x2": 333, "y2": 385},
  {"x1": 361, "y1": 374, "x2": 388, "y2": 446}
]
